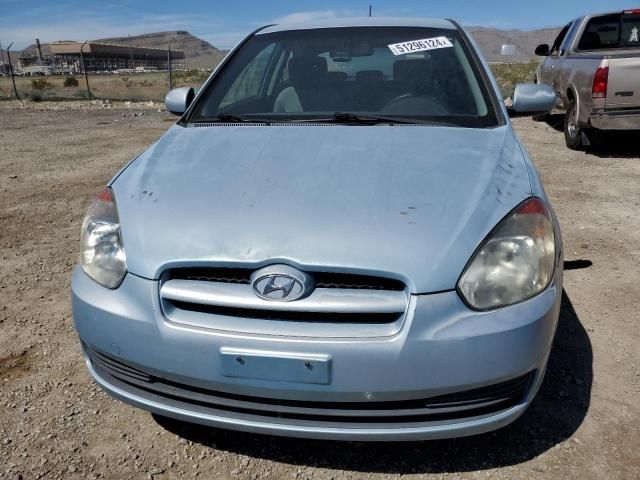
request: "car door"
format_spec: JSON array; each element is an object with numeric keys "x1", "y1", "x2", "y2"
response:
[
  {"x1": 539, "y1": 23, "x2": 572, "y2": 88},
  {"x1": 553, "y1": 20, "x2": 581, "y2": 97}
]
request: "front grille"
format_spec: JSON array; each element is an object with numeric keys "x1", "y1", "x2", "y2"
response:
[
  {"x1": 87, "y1": 346, "x2": 534, "y2": 425},
  {"x1": 315, "y1": 272, "x2": 405, "y2": 291},
  {"x1": 168, "y1": 268, "x2": 405, "y2": 291},
  {"x1": 169, "y1": 267, "x2": 251, "y2": 285},
  {"x1": 169, "y1": 300, "x2": 401, "y2": 324},
  {"x1": 161, "y1": 266, "x2": 408, "y2": 336}
]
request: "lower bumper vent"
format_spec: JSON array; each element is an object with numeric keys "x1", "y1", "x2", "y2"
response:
[{"x1": 87, "y1": 345, "x2": 534, "y2": 425}]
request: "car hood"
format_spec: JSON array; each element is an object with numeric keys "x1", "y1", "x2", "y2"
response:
[{"x1": 112, "y1": 124, "x2": 532, "y2": 293}]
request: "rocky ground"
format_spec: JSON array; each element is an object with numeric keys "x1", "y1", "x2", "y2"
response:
[{"x1": 0, "y1": 101, "x2": 639, "y2": 479}]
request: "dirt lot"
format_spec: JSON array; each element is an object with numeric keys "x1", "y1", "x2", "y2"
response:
[{"x1": 1, "y1": 101, "x2": 639, "y2": 480}]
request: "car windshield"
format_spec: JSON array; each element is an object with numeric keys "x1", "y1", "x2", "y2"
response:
[{"x1": 188, "y1": 26, "x2": 500, "y2": 127}]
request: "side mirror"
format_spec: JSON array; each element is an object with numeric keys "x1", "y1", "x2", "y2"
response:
[
  {"x1": 508, "y1": 83, "x2": 556, "y2": 116},
  {"x1": 534, "y1": 44, "x2": 550, "y2": 56},
  {"x1": 165, "y1": 87, "x2": 195, "y2": 115}
]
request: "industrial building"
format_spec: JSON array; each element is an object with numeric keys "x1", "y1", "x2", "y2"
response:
[{"x1": 18, "y1": 40, "x2": 185, "y2": 74}]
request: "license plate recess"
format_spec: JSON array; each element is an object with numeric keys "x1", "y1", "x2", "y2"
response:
[{"x1": 220, "y1": 348, "x2": 331, "y2": 385}]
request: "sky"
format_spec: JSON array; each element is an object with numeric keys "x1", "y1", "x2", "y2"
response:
[{"x1": 0, "y1": 0, "x2": 635, "y2": 50}]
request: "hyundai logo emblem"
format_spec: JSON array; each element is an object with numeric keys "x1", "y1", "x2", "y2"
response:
[{"x1": 250, "y1": 265, "x2": 314, "y2": 301}]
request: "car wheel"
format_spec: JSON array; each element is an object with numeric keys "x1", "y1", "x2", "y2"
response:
[{"x1": 564, "y1": 99, "x2": 583, "y2": 150}]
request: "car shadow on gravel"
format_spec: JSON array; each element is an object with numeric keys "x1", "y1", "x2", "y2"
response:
[
  {"x1": 585, "y1": 131, "x2": 640, "y2": 159},
  {"x1": 542, "y1": 113, "x2": 565, "y2": 133},
  {"x1": 154, "y1": 290, "x2": 592, "y2": 474},
  {"x1": 543, "y1": 114, "x2": 640, "y2": 158}
]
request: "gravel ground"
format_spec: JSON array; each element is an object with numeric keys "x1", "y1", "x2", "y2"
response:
[{"x1": 1, "y1": 101, "x2": 639, "y2": 480}]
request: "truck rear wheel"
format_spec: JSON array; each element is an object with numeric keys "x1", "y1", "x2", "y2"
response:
[{"x1": 564, "y1": 99, "x2": 583, "y2": 150}]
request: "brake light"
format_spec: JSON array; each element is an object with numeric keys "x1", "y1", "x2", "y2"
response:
[
  {"x1": 592, "y1": 67, "x2": 609, "y2": 99},
  {"x1": 623, "y1": 9, "x2": 640, "y2": 14}
]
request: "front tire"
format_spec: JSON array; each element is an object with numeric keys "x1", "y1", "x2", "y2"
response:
[{"x1": 564, "y1": 99, "x2": 583, "y2": 150}]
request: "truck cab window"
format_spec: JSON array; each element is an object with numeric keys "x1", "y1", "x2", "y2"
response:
[
  {"x1": 578, "y1": 14, "x2": 620, "y2": 50},
  {"x1": 559, "y1": 21, "x2": 580, "y2": 54},
  {"x1": 550, "y1": 23, "x2": 571, "y2": 55}
]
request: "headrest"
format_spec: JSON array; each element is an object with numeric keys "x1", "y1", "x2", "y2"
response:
[
  {"x1": 356, "y1": 70, "x2": 384, "y2": 82},
  {"x1": 288, "y1": 57, "x2": 328, "y2": 84},
  {"x1": 393, "y1": 59, "x2": 433, "y2": 83}
]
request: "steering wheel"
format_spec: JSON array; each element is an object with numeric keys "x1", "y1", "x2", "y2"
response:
[{"x1": 381, "y1": 94, "x2": 448, "y2": 115}]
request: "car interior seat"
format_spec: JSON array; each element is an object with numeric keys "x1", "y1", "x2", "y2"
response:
[{"x1": 273, "y1": 57, "x2": 339, "y2": 113}]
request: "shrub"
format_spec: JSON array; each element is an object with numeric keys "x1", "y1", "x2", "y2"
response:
[
  {"x1": 63, "y1": 76, "x2": 79, "y2": 87},
  {"x1": 30, "y1": 93, "x2": 43, "y2": 102},
  {"x1": 120, "y1": 77, "x2": 134, "y2": 88},
  {"x1": 489, "y1": 61, "x2": 539, "y2": 99},
  {"x1": 31, "y1": 77, "x2": 51, "y2": 90}
]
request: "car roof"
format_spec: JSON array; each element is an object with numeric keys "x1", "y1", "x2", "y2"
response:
[
  {"x1": 579, "y1": 9, "x2": 638, "y2": 21},
  {"x1": 258, "y1": 17, "x2": 456, "y2": 35}
]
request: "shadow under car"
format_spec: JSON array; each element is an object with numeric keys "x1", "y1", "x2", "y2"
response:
[{"x1": 154, "y1": 289, "x2": 592, "y2": 474}]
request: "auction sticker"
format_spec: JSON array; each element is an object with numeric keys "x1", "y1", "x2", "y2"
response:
[{"x1": 388, "y1": 36, "x2": 453, "y2": 55}]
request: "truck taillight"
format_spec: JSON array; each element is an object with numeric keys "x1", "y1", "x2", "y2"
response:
[
  {"x1": 622, "y1": 9, "x2": 640, "y2": 14},
  {"x1": 592, "y1": 67, "x2": 609, "y2": 99}
]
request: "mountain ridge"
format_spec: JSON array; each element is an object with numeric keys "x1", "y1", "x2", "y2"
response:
[
  {"x1": 95, "y1": 31, "x2": 227, "y2": 69},
  {"x1": 18, "y1": 25, "x2": 561, "y2": 69}
]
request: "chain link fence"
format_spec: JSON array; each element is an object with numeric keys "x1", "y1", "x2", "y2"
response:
[{"x1": 0, "y1": 69, "x2": 211, "y2": 102}]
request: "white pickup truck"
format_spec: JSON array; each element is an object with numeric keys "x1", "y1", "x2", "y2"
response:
[{"x1": 535, "y1": 9, "x2": 640, "y2": 149}]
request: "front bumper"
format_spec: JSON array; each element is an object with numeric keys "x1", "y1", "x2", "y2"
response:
[
  {"x1": 72, "y1": 268, "x2": 561, "y2": 441},
  {"x1": 590, "y1": 109, "x2": 640, "y2": 130}
]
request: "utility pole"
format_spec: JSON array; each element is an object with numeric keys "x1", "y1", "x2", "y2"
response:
[
  {"x1": 369, "y1": 5, "x2": 372, "y2": 17},
  {"x1": 6, "y1": 42, "x2": 19, "y2": 100},
  {"x1": 0, "y1": 42, "x2": 6, "y2": 75},
  {"x1": 168, "y1": 36, "x2": 175, "y2": 90},
  {"x1": 80, "y1": 40, "x2": 92, "y2": 100}
]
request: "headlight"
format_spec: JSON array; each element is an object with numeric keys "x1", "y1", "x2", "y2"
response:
[
  {"x1": 80, "y1": 187, "x2": 127, "y2": 288},
  {"x1": 458, "y1": 197, "x2": 555, "y2": 310}
]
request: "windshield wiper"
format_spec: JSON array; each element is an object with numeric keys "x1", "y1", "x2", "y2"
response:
[
  {"x1": 192, "y1": 113, "x2": 271, "y2": 124},
  {"x1": 293, "y1": 112, "x2": 450, "y2": 125},
  {"x1": 192, "y1": 112, "x2": 455, "y2": 126},
  {"x1": 333, "y1": 112, "x2": 415, "y2": 124}
]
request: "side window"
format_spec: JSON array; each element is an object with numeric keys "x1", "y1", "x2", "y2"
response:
[
  {"x1": 559, "y1": 21, "x2": 579, "y2": 54},
  {"x1": 620, "y1": 13, "x2": 640, "y2": 47},
  {"x1": 219, "y1": 43, "x2": 276, "y2": 109},
  {"x1": 578, "y1": 15, "x2": 620, "y2": 50},
  {"x1": 550, "y1": 23, "x2": 571, "y2": 55}
]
